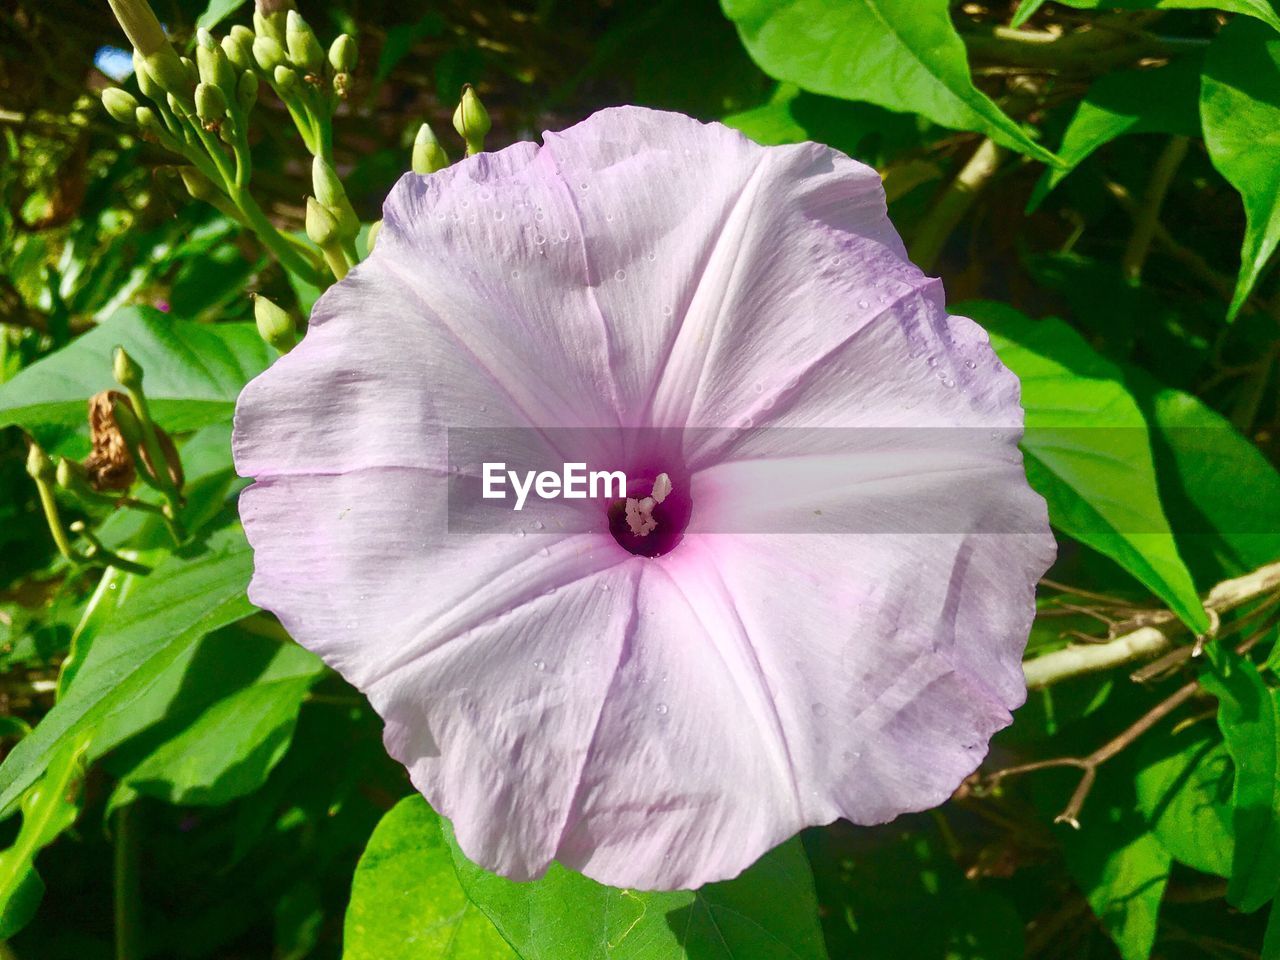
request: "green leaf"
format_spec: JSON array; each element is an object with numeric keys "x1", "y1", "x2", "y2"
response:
[
  {"x1": 447, "y1": 821, "x2": 829, "y2": 960},
  {"x1": 720, "y1": 0, "x2": 1058, "y2": 163},
  {"x1": 1265, "y1": 898, "x2": 1280, "y2": 959},
  {"x1": 1129, "y1": 373, "x2": 1280, "y2": 587},
  {"x1": 0, "y1": 734, "x2": 89, "y2": 939},
  {"x1": 1041, "y1": 0, "x2": 1280, "y2": 34},
  {"x1": 1134, "y1": 727, "x2": 1234, "y2": 877},
  {"x1": 1062, "y1": 766, "x2": 1171, "y2": 960},
  {"x1": 1010, "y1": 0, "x2": 1048, "y2": 28},
  {"x1": 0, "y1": 306, "x2": 272, "y2": 451},
  {"x1": 1029, "y1": 54, "x2": 1202, "y2": 211},
  {"x1": 195, "y1": 0, "x2": 250, "y2": 33},
  {"x1": 345, "y1": 796, "x2": 516, "y2": 960},
  {"x1": 1202, "y1": 653, "x2": 1280, "y2": 911},
  {"x1": 105, "y1": 636, "x2": 324, "y2": 814},
  {"x1": 1202, "y1": 18, "x2": 1280, "y2": 319},
  {"x1": 960, "y1": 301, "x2": 1208, "y2": 632},
  {"x1": 0, "y1": 528, "x2": 255, "y2": 817}
]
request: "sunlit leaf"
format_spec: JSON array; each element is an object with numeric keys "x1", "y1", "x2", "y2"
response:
[
  {"x1": 0, "y1": 733, "x2": 89, "y2": 939},
  {"x1": 448, "y1": 821, "x2": 829, "y2": 960},
  {"x1": 345, "y1": 796, "x2": 516, "y2": 960},
  {"x1": 0, "y1": 306, "x2": 272, "y2": 452},
  {"x1": 960, "y1": 301, "x2": 1208, "y2": 632},
  {"x1": 0, "y1": 528, "x2": 255, "y2": 817},
  {"x1": 721, "y1": 0, "x2": 1058, "y2": 162},
  {"x1": 1135, "y1": 728, "x2": 1234, "y2": 877},
  {"x1": 1202, "y1": 18, "x2": 1280, "y2": 319},
  {"x1": 1202, "y1": 653, "x2": 1280, "y2": 912}
]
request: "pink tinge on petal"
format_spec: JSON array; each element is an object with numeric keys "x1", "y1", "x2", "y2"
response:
[{"x1": 233, "y1": 105, "x2": 1055, "y2": 890}]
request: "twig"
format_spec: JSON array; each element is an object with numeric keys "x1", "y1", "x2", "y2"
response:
[
  {"x1": 993, "y1": 616, "x2": 1278, "y2": 826},
  {"x1": 1122, "y1": 135, "x2": 1190, "y2": 284},
  {"x1": 1023, "y1": 559, "x2": 1280, "y2": 689},
  {"x1": 909, "y1": 138, "x2": 1006, "y2": 273}
]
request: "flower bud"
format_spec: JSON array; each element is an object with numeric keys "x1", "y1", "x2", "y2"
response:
[
  {"x1": 253, "y1": 294, "x2": 297, "y2": 353},
  {"x1": 311, "y1": 156, "x2": 358, "y2": 239},
  {"x1": 179, "y1": 167, "x2": 221, "y2": 204},
  {"x1": 223, "y1": 26, "x2": 255, "y2": 70},
  {"x1": 102, "y1": 88, "x2": 139, "y2": 125},
  {"x1": 196, "y1": 28, "x2": 237, "y2": 92},
  {"x1": 305, "y1": 196, "x2": 338, "y2": 247},
  {"x1": 236, "y1": 70, "x2": 259, "y2": 113},
  {"x1": 132, "y1": 50, "x2": 163, "y2": 100},
  {"x1": 452, "y1": 84, "x2": 491, "y2": 155},
  {"x1": 286, "y1": 10, "x2": 324, "y2": 73},
  {"x1": 366, "y1": 218, "x2": 382, "y2": 252},
  {"x1": 55, "y1": 458, "x2": 96, "y2": 497},
  {"x1": 25, "y1": 443, "x2": 54, "y2": 482},
  {"x1": 180, "y1": 56, "x2": 199, "y2": 87},
  {"x1": 107, "y1": 0, "x2": 168, "y2": 56},
  {"x1": 113, "y1": 346, "x2": 143, "y2": 391},
  {"x1": 412, "y1": 122, "x2": 449, "y2": 174},
  {"x1": 135, "y1": 105, "x2": 165, "y2": 137},
  {"x1": 329, "y1": 34, "x2": 357, "y2": 73},
  {"x1": 252, "y1": 34, "x2": 288, "y2": 72},
  {"x1": 195, "y1": 82, "x2": 227, "y2": 123},
  {"x1": 253, "y1": 0, "x2": 293, "y2": 47},
  {"x1": 273, "y1": 64, "x2": 299, "y2": 95},
  {"x1": 143, "y1": 47, "x2": 193, "y2": 98}
]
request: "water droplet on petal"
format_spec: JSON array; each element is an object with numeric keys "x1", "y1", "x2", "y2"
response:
[
  {"x1": 515, "y1": 529, "x2": 525, "y2": 538},
  {"x1": 857, "y1": 299, "x2": 870, "y2": 309},
  {"x1": 494, "y1": 210, "x2": 505, "y2": 221},
  {"x1": 532, "y1": 520, "x2": 544, "y2": 530},
  {"x1": 661, "y1": 306, "x2": 673, "y2": 317},
  {"x1": 615, "y1": 269, "x2": 626, "y2": 281},
  {"x1": 965, "y1": 359, "x2": 977, "y2": 369},
  {"x1": 538, "y1": 547, "x2": 549, "y2": 557},
  {"x1": 533, "y1": 659, "x2": 545, "y2": 671},
  {"x1": 559, "y1": 228, "x2": 570, "y2": 241},
  {"x1": 812, "y1": 703, "x2": 828, "y2": 717},
  {"x1": 656, "y1": 703, "x2": 668, "y2": 715},
  {"x1": 927, "y1": 356, "x2": 938, "y2": 368},
  {"x1": 646, "y1": 252, "x2": 656, "y2": 262},
  {"x1": 511, "y1": 269, "x2": 521, "y2": 279}
]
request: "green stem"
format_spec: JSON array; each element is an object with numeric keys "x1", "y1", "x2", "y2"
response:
[
  {"x1": 114, "y1": 804, "x2": 141, "y2": 960},
  {"x1": 908, "y1": 138, "x2": 1006, "y2": 274},
  {"x1": 320, "y1": 243, "x2": 350, "y2": 280},
  {"x1": 33, "y1": 477, "x2": 76, "y2": 562},
  {"x1": 1122, "y1": 135, "x2": 1190, "y2": 284},
  {"x1": 229, "y1": 187, "x2": 327, "y2": 286}
]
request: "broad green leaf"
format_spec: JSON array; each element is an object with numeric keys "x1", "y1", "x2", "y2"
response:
[
  {"x1": 720, "y1": 0, "x2": 1058, "y2": 163},
  {"x1": 960, "y1": 301, "x2": 1208, "y2": 632},
  {"x1": 1266, "y1": 899, "x2": 1280, "y2": 959},
  {"x1": 1202, "y1": 654, "x2": 1280, "y2": 911},
  {"x1": 1135, "y1": 728, "x2": 1234, "y2": 877},
  {"x1": 105, "y1": 637, "x2": 324, "y2": 814},
  {"x1": 1062, "y1": 767, "x2": 1171, "y2": 960},
  {"x1": 345, "y1": 796, "x2": 516, "y2": 960},
  {"x1": 0, "y1": 305, "x2": 272, "y2": 451},
  {"x1": 1130, "y1": 373, "x2": 1280, "y2": 586},
  {"x1": 0, "y1": 734, "x2": 89, "y2": 939},
  {"x1": 1037, "y1": 0, "x2": 1280, "y2": 34},
  {"x1": 0, "y1": 528, "x2": 255, "y2": 817},
  {"x1": 448, "y1": 822, "x2": 829, "y2": 960},
  {"x1": 1029, "y1": 55, "x2": 1202, "y2": 210},
  {"x1": 1202, "y1": 18, "x2": 1280, "y2": 319}
]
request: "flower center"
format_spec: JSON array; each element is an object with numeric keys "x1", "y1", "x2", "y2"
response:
[{"x1": 608, "y1": 471, "x2": 691, "y2": 558}]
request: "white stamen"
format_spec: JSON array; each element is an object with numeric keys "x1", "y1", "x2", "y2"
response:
[{"x1": 624, "y1": 474, "x2": 673, "y2": 537}]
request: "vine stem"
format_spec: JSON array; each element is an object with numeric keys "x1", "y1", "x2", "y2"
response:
[
  {"x1": 908, "y1": 137, "x2": 1006, "y2": 274},
  {"x1": 989, "y1": 615, "x2": 1277, "y2": 827},
  {"x1": 1023, "y1": 559, "x2": 1280, "y2": 689},
  {"x1": 1122, "y1": 135, "x2": 1190, "y2": 284}
]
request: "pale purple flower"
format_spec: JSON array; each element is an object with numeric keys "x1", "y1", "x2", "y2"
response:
[{"x1": 233, "y1": 107, "x2": 1054, "y2": 890}]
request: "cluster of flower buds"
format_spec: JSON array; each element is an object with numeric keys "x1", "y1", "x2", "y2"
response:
[{"x1": 24, "y1": 346, "x2": 189, "y2": 572}]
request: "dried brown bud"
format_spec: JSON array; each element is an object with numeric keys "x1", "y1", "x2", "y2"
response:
[{"x1": 83, "y1": 391, "x2": 184, "y2": 494}]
